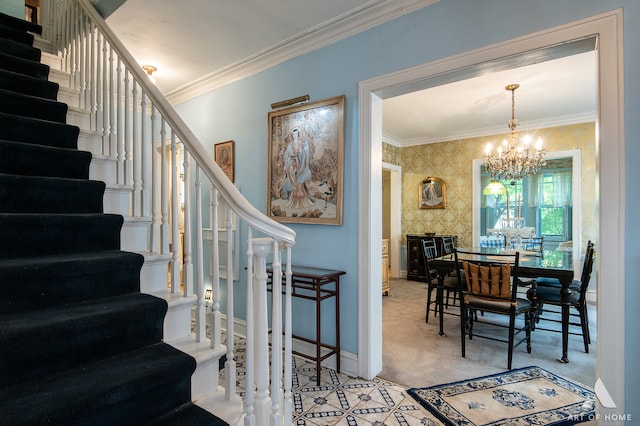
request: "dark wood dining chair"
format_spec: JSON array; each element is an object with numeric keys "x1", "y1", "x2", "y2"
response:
[
  {"x1": 422, "y1": 238, "x2": 458, "y2": 323},
  {"x1": 522, "y1": 236, "x2": 544, "y2": 255},
  {"x1": 454, "y1": 249, "x2": 536, "y2": 369},
  {"x1": 526, "y1": 241, "x2": 595, "y2": 353},
  {"x1": 441, "y1": 236, "x2": 460, "y2": 306},
  {"x1": 535, "y1": 240, "x2": 593, "y2": 291}
]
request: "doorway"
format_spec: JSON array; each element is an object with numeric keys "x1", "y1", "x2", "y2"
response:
[
  {"x1": 382, "y1": 163, "x2": 401, "y2": 279},
  {"x1": 358, "y1": 10, "x2": 624, "y2": 411}
]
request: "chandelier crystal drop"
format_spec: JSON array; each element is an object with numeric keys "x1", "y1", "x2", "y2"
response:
[{"x1": 484, "y1": 84, "x2": 546, "y2": 185}]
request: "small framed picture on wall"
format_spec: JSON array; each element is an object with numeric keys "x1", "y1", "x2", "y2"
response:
[{"x1": 214, "y1": 140, "x2": 234, "y2": 182}]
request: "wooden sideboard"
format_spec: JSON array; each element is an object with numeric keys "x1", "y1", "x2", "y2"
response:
[{"x1": 406, "y1": 234, "x2": 457, "y2": 282}]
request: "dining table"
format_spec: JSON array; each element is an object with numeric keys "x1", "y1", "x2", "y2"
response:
[{"x1": 429, "y1": 247, "x2": 575, "y2": 363}]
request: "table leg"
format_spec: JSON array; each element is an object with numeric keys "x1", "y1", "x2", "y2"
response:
[
  {"x1": 315, "y1": 280, "x2": 322, "y2": 385},
  {"x1": 559, "y1": 279, "x2": 572, "y2": 363},
  {"x1": 335, "y1": 279, "x2": 340, "y2": 374}
]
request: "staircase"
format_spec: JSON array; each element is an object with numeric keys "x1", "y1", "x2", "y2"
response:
[{"x1": 0, "y1": 11, "x2": 227, "y2": 425}]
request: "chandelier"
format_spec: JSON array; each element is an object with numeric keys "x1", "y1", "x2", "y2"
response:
[{"x1": 484, "y1": 84, "x2": 546, "y2": 185}]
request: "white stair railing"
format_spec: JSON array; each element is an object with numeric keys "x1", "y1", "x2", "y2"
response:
[{"x1": 44, "y1": 1, "x2": 296, "y2": 424}]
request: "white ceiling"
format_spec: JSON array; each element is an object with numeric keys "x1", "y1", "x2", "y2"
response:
[{"x1": 104, "y1": 0, "x2": 596, "y2": 146}]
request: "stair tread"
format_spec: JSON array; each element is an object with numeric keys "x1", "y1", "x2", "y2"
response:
[
  {"x1": 0, "y1": 35, "x2": 41, "y2": 62},
  {"x1": 0, "y1": 291, "x2": 165, "y2": 325},
  {"x1": 0, "y1": 67, "x2": 59, "y2": 99},
  {"x1": 0, "y1": 139, "x2": 91, "y2": 178},
  {"x1": 0, "y1": 213, "x2": 124, "y2": 258},
  {"x1": 0, "y1": 293, "x2": 168, "y2": 388},
  {"x1": 0, "y1": 174, "x2": 105, "y2": 213},
  {"x1": 0, "y1": 12, "x2": 43, "y2": 34},
  {"x1": 0, "y1": 249, "x2": 141, "y2": 268},
  {"x1": 0, "y1": 342, "x2": 196, "y2": 425},
  {"x1": 0, "y1": 111, "x2": 79, "y2": 148},
  {"x1": 0, "y1": 51, "x2": 50, "y2": 79},
  {"x1": 0, "y1": 249, "x2": 145, "y2": 321},
  {"x1": 146, "y1": 403, "x2": 228, "y2": 426},
  {"x1": 0, "y1": 87, "x2": 68, "y2": 122},
  {"x1": 0, "y1": 23, "x2": 35, "y2": 46}
]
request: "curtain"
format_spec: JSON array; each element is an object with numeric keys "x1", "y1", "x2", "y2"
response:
[
  {"x1": 526, "y1": 173, "x2": 544, "y2": 207},
  {"x1": 525, "y1": 170, "x2": 572, "y2": 207},
  {"x1": 553, "y1": 171, "x2": 572, "y2": 207}
]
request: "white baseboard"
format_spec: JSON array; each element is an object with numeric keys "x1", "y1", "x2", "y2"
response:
[{"x1": 216, "y1": 313, "x2": 359, "y2": 378}]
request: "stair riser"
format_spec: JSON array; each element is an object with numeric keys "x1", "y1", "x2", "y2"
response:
[
  {"x1": 164, "y1": 300, "x2": 194, "y2": 342},
  {"x1": 104, "y1": 185, "x2": 132, "y2": 215},
  {"x1": 0, "y1": 111, "x2": 79, "y2": 149},
  {"x1": 0, "y1": 294, "x2": 167, "y2": 388},
  {"x1": 89, "y1": 155, "x2": 116, "y2": 183},
  {"x1": 0, "y1": 37, "x2": 40, "y2": 61},
  {"x1": 0, "y1": 23, "x2": 35, "y2": 45},
  {"x1": 0, "y1": 88, "x2": 68, "y2": 122},
  {"x1": 48, "y1": 66, "x2": 71, "y2": 86},
  {"x1": 0, "y1": 174, "x2": 105, "y2": 213},
  {"x1": 0, "y1": 213, "x2": 123, "y2": 258},
  {"x1": 121, "y1": 217, "x2": 152, "y2": 252},
  {"x1": 0, "y1": 251, "x2": 144, "y2": 314},
  {"x1": 191, "y1": 357, "x2": 221, "y2": 401},
  {"x1": 78, "y1": 128, "x2": 103, "y2": 154},
  {"x1": 0, "y1": 68, "x2": 59, "y2": 100},
  {"x1": 58, "y1": 86, "x2": 80, "y2": 108},
  {"x1": 0, "y1": 51, "x2": 49, "y2": 79},
  {"x1": 0, "y1": 343, "x2": 197, "y2": 426},
  {"x1": 0, "y1": 140, "x2": 91, "y2": 178},
  {"x1": 67, "y1": 106, "x2": 91, "y2": 128},
  {"x1": 40, "y1": 51, "x2": 62, "y2": 71},
  {"x1": 0, "y1": 12, "x2": 42, "y2": 34},
  {"x1": 140, "y1": 254, "x2": 171, "y2": 294}
]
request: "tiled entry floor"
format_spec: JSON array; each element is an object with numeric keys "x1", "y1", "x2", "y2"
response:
[{"x1": 220, "y1": 335, "x2": 442, "y2": 425}]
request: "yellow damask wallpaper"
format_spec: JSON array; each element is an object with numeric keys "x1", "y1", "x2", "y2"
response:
[
  {"x1": 392, "y1": 122, "x2": 596, "y2": 250},
  {"x1": 382, "y1": 142, "x2": 401, "y2": 166}
]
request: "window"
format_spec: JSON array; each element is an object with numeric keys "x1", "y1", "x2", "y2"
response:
[{"x1": 480, "y1": 158, "x2": 572, "y2": 248}]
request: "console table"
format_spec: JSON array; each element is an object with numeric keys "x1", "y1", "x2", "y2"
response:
[{"x1": 267, "y1": 264, "x2": 345, "y2": 385}]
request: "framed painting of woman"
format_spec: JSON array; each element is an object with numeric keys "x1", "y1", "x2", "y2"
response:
[
  {"x1": 419, "y1": 177, "x2": 446, "y2": 209},
  {"x1": 267, "y1": 95, "x2": 345, "y2": 225}
]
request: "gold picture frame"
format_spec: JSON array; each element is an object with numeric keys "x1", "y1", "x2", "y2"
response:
[
  {"x1": 214, "y1": 140, "x2": 234, "y2": 182},
  {"x1": 267, "y1": 95, "x2": 345, "y2": 225},
  {"x1": 419, "y1": 177, "x2": 446, "y2": 209}
]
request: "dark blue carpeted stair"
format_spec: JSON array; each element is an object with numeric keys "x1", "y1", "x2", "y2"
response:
[{"x1": 0, "y1": 12, "x2": 227, "y2": 425}]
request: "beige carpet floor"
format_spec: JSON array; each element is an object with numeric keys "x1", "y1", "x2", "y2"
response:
[{"x1": 379, "y1": 278, "x2": 597, "y2": 390}]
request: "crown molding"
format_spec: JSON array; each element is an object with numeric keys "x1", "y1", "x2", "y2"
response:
[
  {"x1": 381, "y1": 132, "x2": 404, "y2": 147},
  {"x1": 166, "y1": 0, "x2": 439, "y2": 105},
  {"x1": 396, "y1": 112, "x2": 596, "y2": 147}
]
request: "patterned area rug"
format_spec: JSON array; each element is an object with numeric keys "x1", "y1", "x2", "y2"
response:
[
  {"x1": 408, "y1": 366, "x2": 595, "y2": 425},
  {"x1": 219, "y1": 334, "x2": 444, "y2": 424}
]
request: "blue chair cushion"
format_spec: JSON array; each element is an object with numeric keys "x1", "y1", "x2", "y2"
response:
[{"x1": 536, "y1": 277, "x2": 581, "y2": 290}]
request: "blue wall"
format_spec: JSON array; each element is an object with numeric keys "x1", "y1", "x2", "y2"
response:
[
  {"x1": 0, "y1": 0, "x2": 25, "y2": 19},
  {"x1": 174, "y1": 0, "x2": 639, "y2": 414}
]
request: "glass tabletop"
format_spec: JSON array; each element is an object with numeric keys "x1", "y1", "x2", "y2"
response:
[{"x1": 437, "y1": 247, "x2": 573, "y2": 273}]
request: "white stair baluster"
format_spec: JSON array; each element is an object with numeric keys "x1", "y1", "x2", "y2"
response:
[{"x1": 183, "y1": 151, "x2": 193, "y2": 296}]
